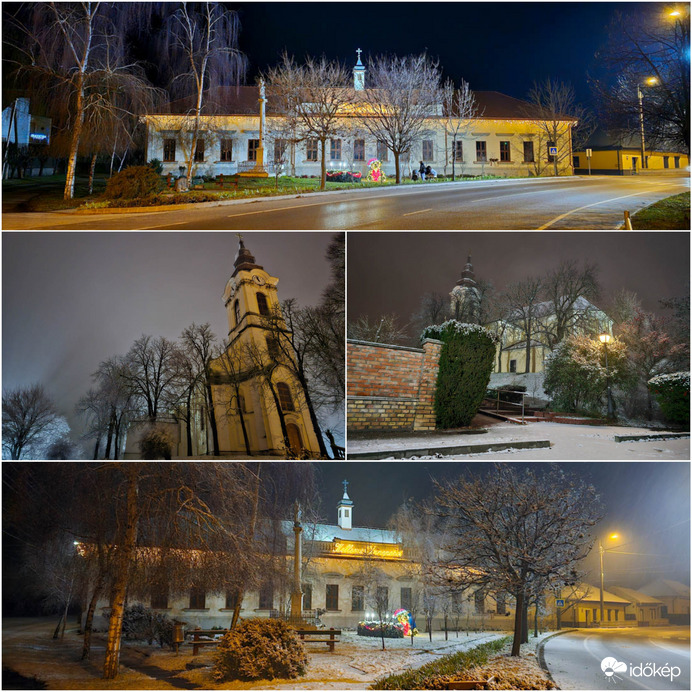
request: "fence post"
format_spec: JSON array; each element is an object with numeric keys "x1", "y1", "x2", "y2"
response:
[{"x1": 624, "y1": 210, "x2": 633, "y2": 230}]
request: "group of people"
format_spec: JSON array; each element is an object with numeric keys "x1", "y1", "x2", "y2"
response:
[{"x1": 412, "y1": 160, "x2": 436, "y2": 181}]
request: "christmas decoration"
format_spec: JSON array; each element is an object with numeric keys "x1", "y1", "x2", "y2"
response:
[{"x1": 367, "y1": 158, "x2": 387, "y2": 182}]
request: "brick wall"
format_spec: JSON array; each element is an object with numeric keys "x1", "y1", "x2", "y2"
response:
[{"x1": 347, "y1": 338, "x2": 443, "y2": 432}]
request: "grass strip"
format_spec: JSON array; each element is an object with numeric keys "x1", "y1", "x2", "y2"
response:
[
  {"x1": 630, "y1": 191, "x2": 690, "y2": 229},
  {"x1": 371, "y1": 636, "x2": 509, "y2": 690}
]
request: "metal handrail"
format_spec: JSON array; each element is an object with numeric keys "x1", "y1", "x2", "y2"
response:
[{"x1": 486, "y1": 390, "x2": 530, "y2": 424}]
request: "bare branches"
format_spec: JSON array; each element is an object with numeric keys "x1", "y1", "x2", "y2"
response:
[{"x1": 2, "y1": 384, "x2": 59, "y2": 460}]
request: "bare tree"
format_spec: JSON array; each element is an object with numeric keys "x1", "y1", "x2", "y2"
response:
[
  {"x1": 593, "y1": 7, "x2": 690, "y2": 153},
  {"x1": 502, "y1": 277, "x2": 543, "y2": 373},
  {"x1": 159, "y1": 2, "x2": 246, "y2": 182},
  {"x1": 536, "y1": 260, "x2": 602, "y2": 349},
  {"x1": 432, "y1": 464, "x2": 602, "y2": 656},
  {"x1": 2, "y1": 384, "x2": 60, "y2": 460},
  {"x1": 347, "y1": 314, "x2": 410, "y2": 345},
  {"x1": 5, "y1": 3, "x2": 160, "y2": 199},
  {"x1": 266, "y1": 53, "x2": 354, "y2": 190},
  {"x1": 525, "y1": 79, "x2": 586, "y2": 176},
  {"x1": 411, "y1": 292, "x2": 451, "y2": 334},
  {"x1": 442, "y1": 79, "x2": 481, "y2": 180},
  {"x1": 608, "y1": 288, "x2": 642, "y2": 326},
  {"x1": 357, "y1": 53, "x2": 443, "y2": 183}
]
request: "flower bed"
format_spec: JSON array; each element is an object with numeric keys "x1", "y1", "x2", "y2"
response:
[{"x1": 357, "y1": 621, "x2": 404, "y2": 638}]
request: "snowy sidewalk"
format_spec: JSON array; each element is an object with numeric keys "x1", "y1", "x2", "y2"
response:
[{"x1": 347, "y1": 422, "x2": 690, "y2": 460}]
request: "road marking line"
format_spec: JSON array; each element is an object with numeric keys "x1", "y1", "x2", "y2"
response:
[
  {"x1": 648, "y1": 638, "x2": 690, "y2": 657},
  {"x1": 402, "y1": 208, "x2": 433, "y2": 216},
  {"x1": 138, "y1": 220, "x2": 196, "y2": 229},
  {"x1": 538, "y1": 184, "x2": 688, "y2": 229}
]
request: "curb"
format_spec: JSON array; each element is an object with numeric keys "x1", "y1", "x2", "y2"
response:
[
  {"x1": 68, "y1": 175, "x2": 584, "y2": 215},
  {"x1": 347, "y1": 439, "x2": 551, "y2": 460},
  {"x1": 537, "y1": 629, "x2": 577, "y2": 684},
  {"x1": 614, "y1": 432, "x2": 690, "y2": 442}
]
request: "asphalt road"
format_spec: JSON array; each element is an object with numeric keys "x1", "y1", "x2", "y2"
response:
[
  {"x1": 542, "y1": 627, "x2": 690, "y2": 690},
  {"x1": 3, "y1": 173, "x2": 689, "y2": 230}
]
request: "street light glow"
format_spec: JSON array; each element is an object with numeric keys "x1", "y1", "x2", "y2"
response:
[{"x1": 599, "y1": 334, "x2": 612, "y2": 344}]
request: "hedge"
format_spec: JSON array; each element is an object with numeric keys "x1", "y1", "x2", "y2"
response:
[
  {"x1": 422, "y1": 321, "x2": 498, "y2": 428},
  {"x1": 648, "y1": 372, "x2": 690, "y2": 426}
]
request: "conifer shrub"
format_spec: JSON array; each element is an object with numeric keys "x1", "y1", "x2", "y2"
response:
[
  {"x1": 104, "y1": 165, "x2": 164, "y2": 199},
  {"x1": 213, "y1": 619, "x2": 307, "y2": 682},
  {"x1": 648, "y1": 372, "x2": 690, "y2": 426},
  {"x1": 121, "y1": 603, "x2": 174, "y2": 647},
  {"x1": 422, "y1": 321, "x2": 498, "y2": 428}
]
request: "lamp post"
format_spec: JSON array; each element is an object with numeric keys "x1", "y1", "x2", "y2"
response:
[
  {"x1": 599, "y1": 334, "x2": 614, "y2": 418},
  {"x1": 637, "y1": 77, "x2": 658, "y2": 170},
  {"x1": 599, "y1": 532, "x2": 620, "y2": 624}
]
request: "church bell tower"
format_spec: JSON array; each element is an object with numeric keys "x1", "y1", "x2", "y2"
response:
[
  {"x1": 450, "y1": 253, "x2": 481, "y2": 322},
  {"x1": 337, "y1": 480, "x2": 353, "y2": 530},
  {"x1": 353, "y1": 48, "x2": 366, "y2": 91}
]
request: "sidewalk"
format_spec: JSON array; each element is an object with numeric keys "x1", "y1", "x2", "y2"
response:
[{"x1": 347, "y1": 422, "x2": 690, "y2": 460}]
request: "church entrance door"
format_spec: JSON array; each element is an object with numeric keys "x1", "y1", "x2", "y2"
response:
[{"x1": 286, "y1": 423, "x2": 304, "y2": 455}]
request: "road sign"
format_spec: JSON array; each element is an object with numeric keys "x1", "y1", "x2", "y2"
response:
[
  {"x1": 549, "y1": 146, "x2": 558, "y2": 156},
  {"x1": 556, "y1": 599, "x2": 565, "y2": 607},
  {"x1": 586, "y1": 148, "x2": 593, "y2": 157}
]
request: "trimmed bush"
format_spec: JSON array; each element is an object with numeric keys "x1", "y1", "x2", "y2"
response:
[
  {"x1": 422, "y1": 321, "x2": 498, "y2": 428},
  {"x1": 104, "y1": 165, "x2": 164, "y2": 199},
  {"x1": 648, "y1": 372, "x2": 690, "y2": 426},
  {"x1": 121, "y1": 603, "x2": 174, "y2": 648},
  {"x1": 140, "y1": 426, "x2": 173, "y2": 460},
  {"x1": 213, "y1": 619, "x2": 307, "y2": 682},
  {"x1": 148, "y1": 158, "x2": 163, "y2": 174}
]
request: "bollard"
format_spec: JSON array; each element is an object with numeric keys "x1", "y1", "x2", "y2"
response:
[{"x1": 624, "y1": 210, "x2": 633, "y2": 230}]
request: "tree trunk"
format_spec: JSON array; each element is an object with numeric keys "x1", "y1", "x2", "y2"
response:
[
  {"x1": 395, "y1": 152, "x2": 401, "y2": 184},
  {"x1": 444, "y1": 614, "x2": 448, "y2": 640},
  {"x1": 105, "y1": 410, "x2": 115, "y2": 460},
  {"x1": 521, "y1": 601, "x2": 529, "y2": 644},
  {"x1": 102, "y1": 468, "x2": 139, "y2": 679},
  {"x1": 185, "y1": 389, "x2": 193, "y2": 457},
  {"x1": 92, "y1": 436, "x2": 100, "y2": 460},
  {"x1": 64, "y1": 75, "x2": 86, "y2": 200},
  {"x1": 82, "y1": 572, "x2": 105, "y2": 660},
  {"x1": 319, "y1": 138, "x2": 327, "y2": 191},
  {"x1": 511, "y1": 590, "x2": 524, "y2": 656},
  {"x1": 534, "y1": 604, "x2": 539, "y2": 638},
  {"x1": 296, "y1": 371, "x2": 328, "y2": 457},
  {"x1": 88, "y1": 153, "x2": 97, "y2": 195},
  {"x1": 53, "y1": 613, "x2": 65, "y2": 639},
  {"x1": 205, "y1": 380, "x2": 220, "y2": 456},
  {"x1": 237, "y1": 398, "x2": 252, "y2": 456}
]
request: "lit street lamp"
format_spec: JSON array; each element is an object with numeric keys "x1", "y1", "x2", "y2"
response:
[
  {"x1": 599, "y1": 333, "x2": 614, "y2": 418},
  {"x1": 599, "y1": 532, "x2": 620, "y2": 624},
  {"x1": 637, "y1": 77, "x2": 658, "y2": 170}
]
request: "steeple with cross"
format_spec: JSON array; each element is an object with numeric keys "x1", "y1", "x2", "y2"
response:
[
  {"x1": 353, "y1": 48, "x2": 365, "y2": 91},
  {"x1": 337, "y1": 479, "x2": 354, "y2": 530}
]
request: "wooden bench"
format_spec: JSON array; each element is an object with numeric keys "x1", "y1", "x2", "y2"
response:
[
  {"x1": 186, "y1": 628, "x2": 229, "y2": 655},
  {"x1": 295, "y1": 628, "x2": 341, "y2": 652}
]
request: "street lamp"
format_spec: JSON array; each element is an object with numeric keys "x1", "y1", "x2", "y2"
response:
[
  {"x1": 599, "y1": 334, "x2": 614, "y2": 419},
  {"x1": 637, "y1": 77, "x2": 658, "y2": 170},
  {"x1": 599, "y1": 532, "x2": 620, "y2": 624}
]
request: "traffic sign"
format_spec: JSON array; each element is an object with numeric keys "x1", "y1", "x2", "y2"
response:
[
  {"x1": 556, "y1": 599, "x2": 565, "y2": 607},
  {"x1": 549, "y1": 146, "x2": 558, "y2": 156}
]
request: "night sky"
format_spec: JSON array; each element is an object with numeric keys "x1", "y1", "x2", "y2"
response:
[
  {"x1": 233, "y1": 1, "x2": 648, "y2": 104},
  {"x1": 347, "y1": 231, "x2": 690, "y2": 339},
  {"x1": 315, "y1": 461, "x2": 691, "y2": 588},
  {"x1": 2, "y1": 232, "x2": 336, "y2": 447}
]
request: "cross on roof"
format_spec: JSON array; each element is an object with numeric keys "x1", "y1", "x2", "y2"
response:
[
  {"x1": 356, "y1": 48, "x2": 362, "y2": 60},
  {"x1": 342, "y1": 479, "x2": 349, "y2": 494}
]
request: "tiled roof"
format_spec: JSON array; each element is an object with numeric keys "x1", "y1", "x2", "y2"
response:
[
  {"x1": 638, "y1": 579, "x2": 691, "y2": 598},
  {"x1": 608, "y1": 586, "x2": 664, "y2": 605}
]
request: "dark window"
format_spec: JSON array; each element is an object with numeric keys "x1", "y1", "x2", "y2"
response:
[
  {"x1": 225, "y1": 589, "x2": 240, "y2": 609},
  {"x1": 476, "y1": 141, "x2": 487, "y2": 162},
  {"x1": 422, "y1": 140, "x2": 434, "y2": 160},
  {"x1": 474, "y1": 589, "x2": 485, "y2": 614},
  {"x1": 674, "y1": 156, "x2": 680, "y2": 168},
  {"x1": 326, "y1": 584, "x2": 339, "y2": 610},
  {"x1": 151, "y1": 585, "x2": 168, "y2": 609},
  {"x1": 377, "y1": 141, "x2": 388, "y2": 162},
  {"x1": 266, "y1": 338, "x2": 281, "y2": 360},
  {"x1": 256, "y1": 292, "x2": 269, "y2": 315},
  {"x1": 500, "y1": 141, "x2": 511, "y2": 162},
  {"x1": 234, "y1": 300, "x2": 240, "y2": 326},
  {"x1": 663, "y1": 156, "x2": 670, "y2": 168},
  {"x1": 352, "y1": 585, "x2": 364, "y2": 611},
  {"x1": 593, "y1": 608, "x2": 598, "y2": 621},
  {"x1": 163, "y1": 138, "x2": 176, "y2": 162},
  {"x1": 330, "y1": 138, "x2": 342, "y2": 160},
  {"x1": 302, "y1": 583, "x2": 312, "y2": 610},
  {"x1": 453, "y1": 140, "x2": 463, "y2": 162},
  {"x1": 547, "y1": 141, "x2": 556, "y2": 163},
  {"x1": 573, "y1": 155, "x2": 580, "y2": 168},
  {"x1": 523, "y1": 141, "x2": 534, "y2": 163},
  {"x1": 306, "y1": 139, "x2": 318, "y2": 161},
  {"x1": 273, "y1": 139, "x2": 287, "y2": 162},
  {"x1": 194, "y1": 138, "x2": 205, "y2": 162},
  {"x1": 277, "y1": 383, "x2": 294, "y2": 411},
  {"x1": 354, "y1": 139, "x2": 365, "y2": 161},
  {"x1": 248, "y1": 139, "x2": 259, "y2": 162},
  {"x1": 189, "y1": 587, "x2": 206, "y2": 609},
  {"x1": 376, "y1": 586, "x2": 389, "y2": 610},
  {"x1": 509, "y1": 359, "x2": 517, "y2": 373},
  {"x1": 400, "y1": 587, "x2": 412, "y2": 612},
  {"x1": 259, "y1": 583, "x2": 273, "y2": 609},
  {"x1": 220, "y1": 138, "x2": 233, "y2": 162}
]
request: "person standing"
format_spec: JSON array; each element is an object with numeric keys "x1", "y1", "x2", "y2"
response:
[{"x1": 419, "y1": 160, "x2": 426, "y2": 180}]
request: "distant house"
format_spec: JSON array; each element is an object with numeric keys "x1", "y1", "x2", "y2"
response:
[
  {"x1": 638, "y1": 579, "x2": 691, "y2": 624},
  {"x1": 559, "y1": 582, "x2": 632, "y2": 627},
  {"x1": 608, "y1": 586, "x2": 667, "y2": 626},
  {"x1": 574, "y1": 129, "x2": 689, "y2": 175}
]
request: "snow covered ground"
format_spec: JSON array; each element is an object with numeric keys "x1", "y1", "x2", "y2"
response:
[
  {"x1": 347, "y1": 422, "x2": 690, "y2": 460},
  {"x1": 4, "y1": 618, "x2": 530, "y2": 690}
]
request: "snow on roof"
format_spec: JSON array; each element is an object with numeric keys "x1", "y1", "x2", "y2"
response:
[
  {"x1": 281, "y1": 520, "x2": 398, "y2": 546},
  {"x1": 608, "y1": 586, "x2": 664, "y2": 605},
  {"x1": 567, "y1": 582, "x2": 632, "y2": 604},
  {"x1": 638, "y1": 579, "x2": 691, "y2": 598}
]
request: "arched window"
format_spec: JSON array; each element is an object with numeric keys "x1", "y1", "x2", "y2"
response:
[
  {"x1": 266, "y1": 337, "x2": 280, "y2": 360},
  {"x1": 234, "y1": 299, "x2": 240, "y2": 326},
  {"x1": 257, "y1": 292, "x2": 269, "y2": 315},
  {"x1": 277, "y1": 383, "x2": 294, "y2": 411}
]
